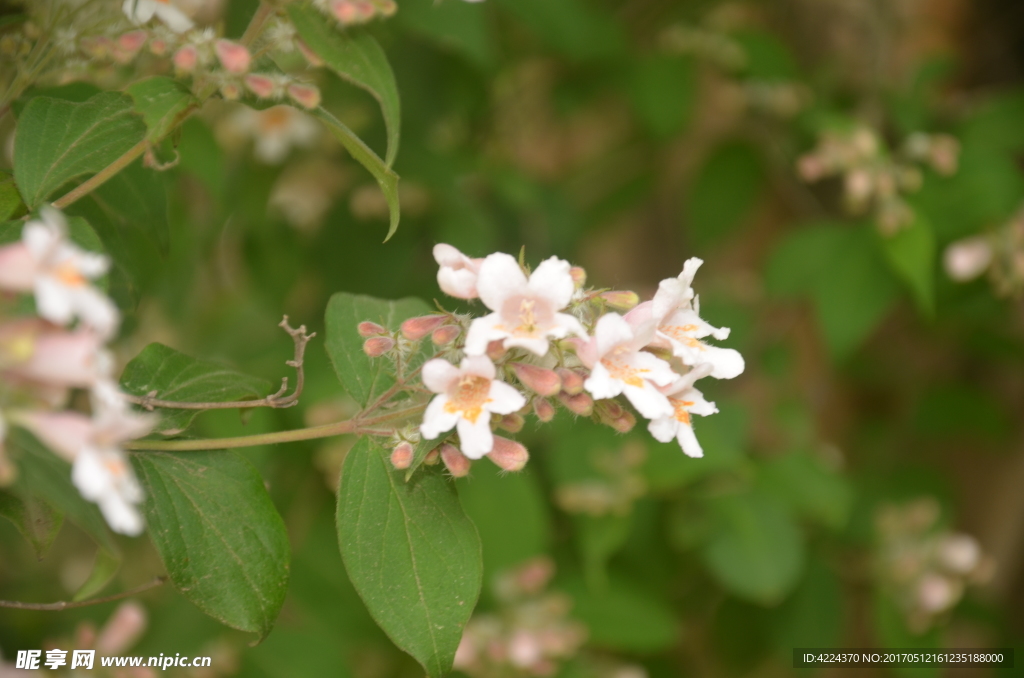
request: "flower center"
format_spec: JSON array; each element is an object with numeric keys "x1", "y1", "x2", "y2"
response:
[
  {"x1": 53, "y1": 261, "x2": 87, "y2": 287},
  {"x1": 601, "y1": 354, "x2": 649, "y2": 388},
  {"x1": 516, "y1": 299, "x2": 538, "y2": 334},
  {"x1": 260, "y1": 107, "x2": 293, "y2": 133},
  {"x1": 444, "y1": 374, "x2": 492, "y2": 423},
  {"x1": 662, "y1": 324, "x2": 703, "y2": 348},
  {"x1": 671, "y1": 398, "x2": 695, "y2": 425}
]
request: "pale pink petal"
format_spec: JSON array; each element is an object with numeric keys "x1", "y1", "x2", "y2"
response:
[
  {"x1": 34, "y1": 277, "x2": 74, "y2": 325},
  {"x1": 592, "y1": 313, "x2": 633, "y2": 358},
  {"x1": 11, "y1": 329, "x2": 106, "y2": 387},
  {"x1": 420, "y1": 395, "x2": 459, "y2": 440},
  {"x1": 680, "y1": 257, "x2": 704, "y2": 288},
  {"x1": 583, "y1": 361, "x2": 621, "y2": 400},
  {"x1": 464, "y1": 313, "x2": 508, "y2": 356},
  {"x1": 647, "y1": 416, "x2": 678, "y2": 443},
  {"x1": 422, "y1": 358, "x2": 461, "y2": 393},
  {"x1": 527, "y1": 257, "x2": 575, "y2": 310},
  {"x1": 486, "y1": 381, "x2": 526, "y2": 415},
  {"x1": 476, "y1": 253, "x2": 528, "y2": 312},
  {"x1": 72, "y1": 286, "x2": 120, "y2": 337},
  {"x1": 502, "y1": 335, "x2": 551, "y2": 356},
  {"x1": 22, "y1": 220, "x2": 59, "y2": 258},
  {"x1": 552, "y1": 312, "x2": 588, "y2": 340},
  {"x1": 17, "y1": 411, "x2": 93, "y2": 461},
  {"x1": 460, "y1": 354, "x2": 497, "y2": 381},
  {"x1": 0, "y1": 243, "x2": 37, "y2": 291},
  {"x1": 437, "y1": 267, "x2": 479, "y2": 299},
  {"x1": 456, "y1": 414, "x2": 494, "y2": 459},
  {"x1": 702, "y1": 345, "x2": 745, "y2": 379},
  {"x1": 154, "y1": 2, "x2": 194, "y2": 32},
  {"x1": 622, "y1": 382, "x2": 673, "y2": 419}
]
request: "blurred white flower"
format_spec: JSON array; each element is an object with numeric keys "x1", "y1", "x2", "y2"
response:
[
  {"x1": 944, "y1": 236, "x2": 992, "y2": 282},
  {"x1": 223, "y1": 105, "x2": 320, "y2": 164},
  {"x1": 122, "y1": 0, "x2": 195, "y2": 33}
]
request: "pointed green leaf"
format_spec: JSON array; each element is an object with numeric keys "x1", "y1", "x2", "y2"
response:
[
  {"x1": 880, "y1": 211, "x2": 936, "y2": 316},
  {"x1": 73, "y1": 548, "x2": 124, "y2": 602},
  {"x1": 0, "y1": 489, "x2": 63, "y2": 559},
  {"x1": 289, "y1": 4, "x2": 401, "y2": 166},
  {"x1": 119, "y1": 343, "x2": 273, "y2": 435},
  {"x1": 324, "y1": 292, "x2": 431, "y2": 406},
  {"x1": 13, "y1": 92, "x2": 146, "y2": 208},
  {"x1": 131, "y1": 450, "x2": 290, "y2": 639},
  {"x1": 312, "y1": 107, "x2": 401, "y2": 240},
  {"x1": 337, "y1": 437, "x2": 482, "y2": 677},
  {"x1": 125, "y1": 76, "x2": 197, "y2": 142}
]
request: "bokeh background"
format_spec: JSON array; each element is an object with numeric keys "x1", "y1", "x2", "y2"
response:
[{"x1": 2, "y1": 0, "x2": 1024, "y2": 676}]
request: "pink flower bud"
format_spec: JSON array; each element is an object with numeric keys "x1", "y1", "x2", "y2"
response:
[
  {"x1": 486, "y1": 340, "x2": 507, "y2": 362},
  {"x1": 149, "y1": 38, "x2": 169, "y2": 56},
  {"x1": 377, "y1": 0, "x2": 397, "y2": 17},
  {"x1": 362, "y1": 336, "x2": 394, "y2": 357},
  {"x1": 944, "y1": 236, "x2": 992, "y2": 282},
  {"x1": 600, "y1": 290, "x2": 639, "y2": 311},
  {"x1": 115, "y1": 30, "x2": 148, "y2": 62},
  {"x1": 358, "y1": 321, "x2": 387, "y2": 337},
  {"x1": 487, "y1": 436, "x2": 529, "y2": 472},
  {"x1": 353, "y1": 0, "x2": 376, "y2": 21},
  {"x1": 390, "y1": 441, "x2": 414, "y2": 470},
  {"x1": 533, "y1": 398, "x2": 555, "y2": 422},
  {"x1": 173, "y1": 44, "x2": 198, "y2": 72},
  {"x1": 556, "y1": 368, "x2": 585, "y2": 396},
  {"x1": 431, "y1": 325, "x2": 460, "y2": 346},
  {"x1": 510, "y1": 363, "x2": 562, "y2": 397},
  {"x1": 423, "y1": 447, "x2": 440, "y2": 465},
  {"x1": 331, "y1": 0, "x2": 360, "y2": 23},
  {"x1": 96, "y1": 602, "x2": 147, "y2": 655},
  {"x1": 557, "y1": 391, "x2": 593, "y2": 416},
  {"x1": 497, "y1": 413, "x2": 524, "y2": 433},
  {"x1": 440, "y1": 443, "x2": 471, "y2": 477},
  {"x1": 797, "y1": 154, "x2": 825, "y2": 182},
  {"x1": 612, "y1": 411, "x2": 636, "y2": 433},
  {"x1": 220, "y1": 82, "x2": 242, "y2": 100},
  {"x1": 594, "y1": 398, "x2": 624, "y2": 422},
  {"x1": 245, "y1": 73, "x2": 278, "y2": 99},
  {"x1": 287, "y1": 83, "x2": 321, "y2": 110},
  {"x1": 296, "y1": 38, "x2": 324, "y2": 67},
  {"x1": 216, "y1": 39, "x2": 251, "y2": 74},
  {"x1": 401, "y1": 314, "x2": 448, "y2": 341},
  {"x1": 569, "y1": 266, "x2": 587, "y2": 287}
]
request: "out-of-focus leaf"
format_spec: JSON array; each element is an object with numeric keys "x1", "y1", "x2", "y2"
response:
[
  {"x1": 132, "y1": 450, "x2": 290, "y2": 639},
  {"x1": 289, "y1": 4, "x2": 400, "y2": 167},
  {"x1": 13, "y1": 92, "x2": 146, "y2": 208},
  {"x1": 733, "y1": 30, "x2": 799, "y2": 79},
  {"x1": 313, "y1": 107, "x2": 400, "y2": 240},
  {"x1": 457, "y1": 461, "x2": 550, "y2": 575},
  {"x1": 879, "y1": 211, "x2": 936, "y2": 316},
  {"x1": 701, "y1": 490, "x2": 805, "y2": 605},
  {"x1": 11, "y1": 82, "x2": 102, "y2": 118},
  {"x1": 759, "y1": 452, "x2": 853, "y2": 530},
  {"x1": 773, "y1": 557, "x2": 844, "y2": 652},
  {"x1": 243, "y1": 626, "x2": 352, "y2": 678},
  {"x1": 644, "y1": 402, "x2": 748, "y2": 491},
  {"x1": 0, "y1": 490, "x2": 63, "y2": 559},
  {"x1": 575, "y1": 514, "x2": 632, "y2": 590},
  {"x1": 125, "y1": 76, "x2": 197, "y2": 142},
  {"x1": 687, "y1": 142, "x2": 764, "y2": 246},
  {"x1": 337, "y1": 437, "x2": 482, "y2": 677},
  {"x1": 396, "y1": 0, "x2": 495, "y2": 68},
  {"x1": 765, "y1": 223, "x2": 848, "y2": 297},
  {"x1": 74, "y1": 548, "x2": 123, "y2": 602},
  {"x1": 913, "y1": 385, "x2": 1011, "y2": 441},
  {"x1": 177, "y1": 118, "x2": 226, "y2": 198},
  {"x1": 494, "y1": 0, "x2": 624, "y2": 61},
  {"x1": 120, "y1": 343, "x2": 272, "y2": 435},
  {"x1": 559, "y1": 576, "x2": 679, "y2": 652},
  {"x1": 323, "y1": 292, "x2": 430, "y2": 407},
  {"x1": 872, "y1": 590, "x2": 941, "y2": 678},
  {"x1": 0, "y1": 173, "x2": 26, "y2": 221},
  {"x1": 628, "y1": 56, "x2": 694, "y2": 139}
]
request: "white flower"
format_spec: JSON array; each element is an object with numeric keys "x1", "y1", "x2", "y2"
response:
[
  {"x1": 420, "y1": 355, "x2": 526, "y2": 459},
  {"x1": 0, "y1": 208, "x2": 119, "y2": 337},
  {"x1": 434, "y1": 244, "x2": 484, "y2": 299},
  {"x1": 578, "y1": 313, "x2": 677, "y2": 420},
  {"x1": 647, "y1": 368, "x2": 718, "y2": 458},
  {"x1": 223, "y1": 105, "x2": 320, "y2": 164},
  {"x1": 123, "y1": 0, "x2": 195, "y2": 33},
  {"x1": 15, "y1": 382, "x2": 154, "y2": 536},
  {"x1": 465, "y1": 253, "x2": 587, "y2": 356},
  {"x1": 0, "y1": 320, "x2": 110, "y2": 388},
  {"x1": 943, "y1": 236, "x2": 992, "y2": 282},
  {"x1": 629, "y1": 258, "x2": 744, "y2": 379}
]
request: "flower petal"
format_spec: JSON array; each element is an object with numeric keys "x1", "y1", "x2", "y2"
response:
[
  {"x1": 460, "y1": 354, "x2": 497, "y2": 381},
  {"x1": 0, "y1": 243, "x2": 37, "y2": 291},
  {"x1": 527, "y1": 257, "x2": 575, "y2": 310},
  {"x1": 476, "y1": 253, "x2": 528, "y2": 312},
  {"x1": 456, "y1": 415, "x2": 494, "y2": 459},
  {"x1": 592, "y1": 313, "x2": 633, "y2": 359},
  {"x1": 154, "y1": 2, "x2": 194, "y2": 32},
  {"x1": 438, "y1": 267, "x2": 479, "y2": 299},
  {"x1": 676, "y1": 421, "x2": 704, "y2": 458},
  {"x1": 647, "y1": 415, "x2": 678, "y2": 443},
  {"x1": 420, "y1": 395, "x2": 458, "y2": 440},
  {"x1": 583, "y1": 361, "x2": 622, "y2": 400},
  {"x1": 502, "y1": 335, "x2": 551, "y2": 356},
  {"x1": 34, "y1": 277, "x2": 74, "y2": 326},
  {"x1": 622, "y1": 382, "x2": 673, "y2": 419},
  {"x1": 486, "y1": 381, "x2": 526, "y2": 415},
  {"x1": 422, "y1": 358, "x2": 461, "y2": 393},
  {"x1": 464, "y1": 313, "x2": 508, "y2": 356}
]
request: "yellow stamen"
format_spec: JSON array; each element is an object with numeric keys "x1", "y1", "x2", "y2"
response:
[
  {"x1": 443, "y1": 374, "x2": 493, "y2": 424},
  {"x1": 515, "y1": 299, "x2": 538, "y2": 334},
  {"x1": 672, "y1": 399, "x2": 695, "y2": 425},
  {"x1": 602, "y1": 356, "x2": 649, "y2": 388},
  {"x1": 54, "y1": 261, "x2": 87, "y2": 287}
]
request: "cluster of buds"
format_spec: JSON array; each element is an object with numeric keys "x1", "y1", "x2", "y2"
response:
[
  {"x1": 0, "y1": 208, "x2": 154, "y2": 536},
  {"x1": 555, "y1": 441, "x2": 647, "y2": 517},
  {"x1": 361, "y1": 244, "x2": 744, "y2": 478},
  {"x1": 875, "y1": 499, "x2": 994, "y2": 634},
  {"x1": 944, "y1": 204, "x2": 1024, "y2": 298},
  {"x1": 311, "y1": 0, "x2": 397, "y2": 27},
  {"x1": 454, "y1": 558, "x2": 588, "y2": 677},
  {"x1": 797, "y1": 126, "x2": 960, "y2": 235}
]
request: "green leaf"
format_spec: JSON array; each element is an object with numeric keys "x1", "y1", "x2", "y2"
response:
[
  {"x1": 559, "y1": 576, "x2": 679, "y2": 652},
  {"x1": 7, "y1": 428, "x2": 121, "y2": 597},
  {"x1": 324, "y1": 292, "x2": 431, "y2": 407},
  {"x1": 119, "y1": 343, "x2": 273, "y2": 435},
  {"x1": 125, "y1": 76, "x2": 197, "y2": 142},
  {"x1": 395, "y1": 0, "x2": 496, "y2": 69},
  {"x1": 289, "y1": 4, "x2": 401, "y2": 167},
  {"x1": 765, "y1": 223, "x2": 848, "y2": 298},
  {"x1": 494, "y1": 0, "x2": 625, "y2": 62},
  {"x1": 759, "y1": 453, "x2": 853, "y2": 531},
  {"x1": 628, "y1": 56, "x2": 694, "y2": 139},
  {"x1": 879, "y1": 211, "x2": 936, "y2": 316},
  {"x1": 773, "y1": 558, "x2": 844, "y2": 652},
  {"x1": 0, "y1": 173, "x2": 26, "y2": 221},
  {"x1": 337, "y1": 437, "x2": 482, "y2": 677},
  {"x1": 0, "y1": 489, "x2": 63, "y2": 559},
  {"x1": 701, "y1": 490, "x2": 805, "y2": 605},
  {"x1": 312, "y1": 107, "x2": 401, "y2": 240},
  {"x1": 575, "y1": 513, "x2": 632, "y2": 590},
  {"x1": 687, "y1": 142, "x2": 764, "y2": 246},
  {"x1": 13, "y1": 92, "x2": 147, "y2": 208},
  {"x1": 131, "y1": 450, "x2": 290, "y2": 639}
]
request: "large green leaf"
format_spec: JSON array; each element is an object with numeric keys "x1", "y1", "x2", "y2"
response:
[
  {"x1": 125, "y1": 76, "x2": 197, "y2": 142},
  {"x1": 131, "y1": 450, "x2": 290, "y2": 639},
  {"x1": 0, "y1": 172, "x2": 26, "y2": 221},
  {"x1": 289, "y1": 4, "x2": 401, "y2": 167},
  {"x1": 13, "y1": 92, "x2": 147, "y2": 208},
  {"x1": 880, "y1": 211, "x2": 936, "y2": 316},
  {"x1": 701, "y1": 490, "x2": 805, "y2": 605},
  {"x1": 337, "y1": 437, "x2": 482, "y2": 677},
  {"x1": 313, "y1": 108, "x2": 401, "y2": 240},
  {"x1": 687, "y1": 142, "x2": 764, "y2": 246},
  {"x1": 120, "y1": 343, "x2": 273, "y2": 435},
  {"x1": 0, "y1": 489, "x2": 63, "y2": 559},
  {"x1": 324, "y1": 292, "x2": 431, "y2": 407},
  {"x1": 7, "y1": 429, "x2": 121, "y2": 598}
]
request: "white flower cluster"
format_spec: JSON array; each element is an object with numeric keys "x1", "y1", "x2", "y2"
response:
[
  {"x1": 362, "y1": 244, "x2": 744, "y2": 476},
  {"x1": 0, "y1": 208, "x2": 153, "y2": 535}
]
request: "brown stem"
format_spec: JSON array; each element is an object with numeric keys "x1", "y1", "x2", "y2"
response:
[
  {"x1": 123, "y1": 316, "x2": 315, "y2": 412},
  {"x1": 51, "y1": 140, "x2": 148, "y2": 210},
  {"x1": 240, "y1": 1, "x2": 276, "y2": 48},
  {"x1": 0, "y1": 576, "x2": 167, "y2": 611}
]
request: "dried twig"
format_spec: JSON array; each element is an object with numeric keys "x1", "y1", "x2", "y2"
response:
[
  {"x1": 0, "y1": 576, "x2": 167, "y2": 611},
  {"x1": 124, "y1": 316, "x2": 315, "y2": 412}
]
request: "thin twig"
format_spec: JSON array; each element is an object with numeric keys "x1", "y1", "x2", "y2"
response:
[
  {"x1": 52, "y1": 140, "x2": 149, "y2": 210},
  {"x1": 0, "y1": 576, "x2": 167, "y2": 611},
  {"x1": 240, "y1": 1, "x2": 276, "y2": 48},
  {"x1": 123, "y1": 316, "x2": 315, "y2": 412}
]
